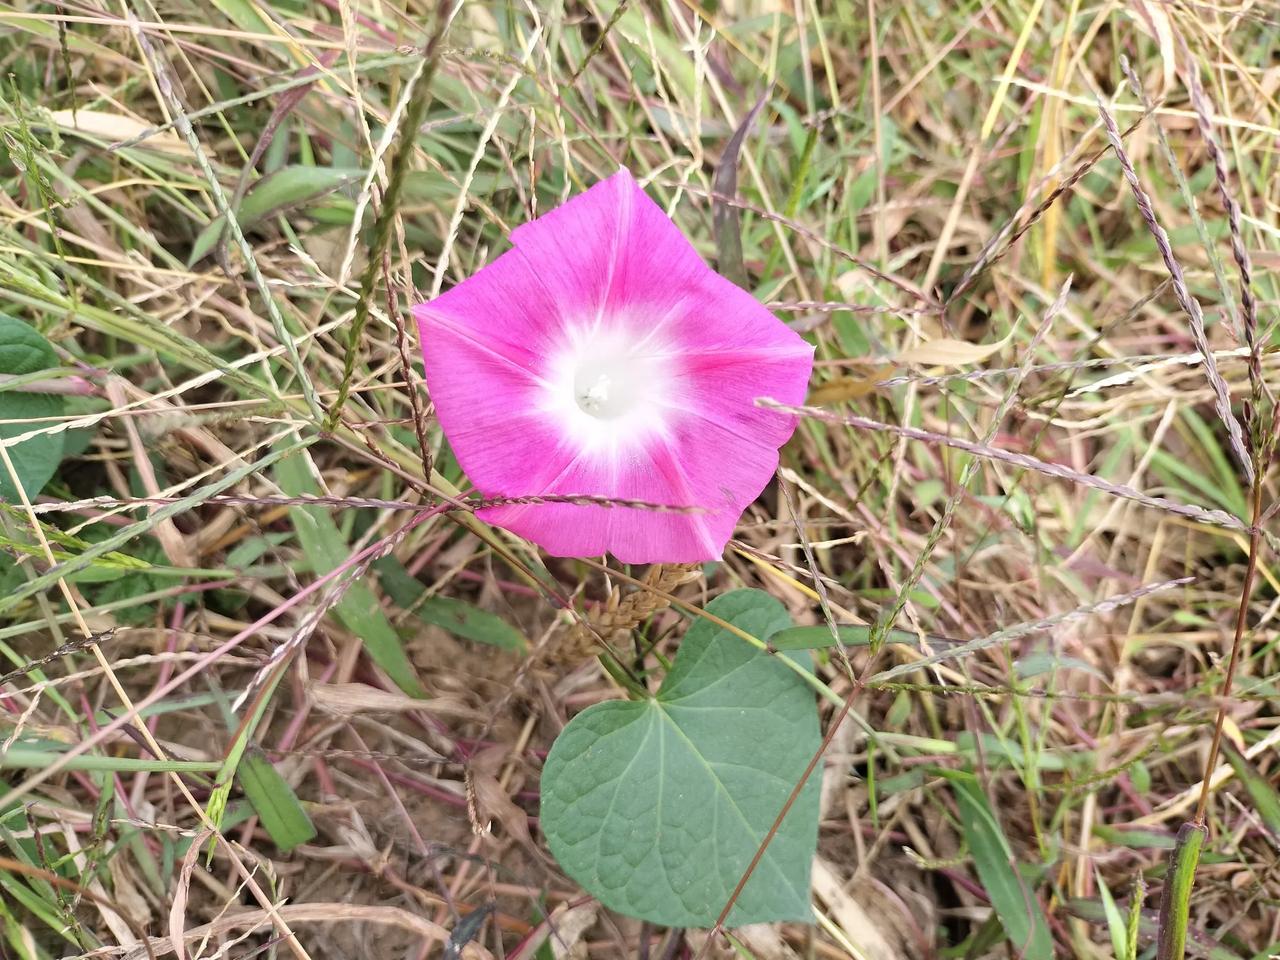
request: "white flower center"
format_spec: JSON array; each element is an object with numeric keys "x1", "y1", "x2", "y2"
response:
[
  {"x1": 574, "y1": 364, "x2": 642, "y2": 419},
  {"x1": 544, "y1": 323, "x2": 676, "y2": 454}
]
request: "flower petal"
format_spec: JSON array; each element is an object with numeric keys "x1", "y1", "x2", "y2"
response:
[
  {"x1": 414, "y1": 246, "x2": 566, "y2": 365},
  {"x1": 477, "y1": 438, "x2": 723, "y2": 564},
  {"x1": 511, "y1": 169, "x2": 707, "y2": 333},
  {"x1": 416, "y1": 319, "x2": 577, "y2": 497},
  {"x1": 668, "y1": 348, "x2": 813, "y2": 446},
  {"x1": 661, "y1": 268, "x2": 815, "y2": 357},
  {"x1": 415, "y1": 168, "x2": 815, "y2": 564}
]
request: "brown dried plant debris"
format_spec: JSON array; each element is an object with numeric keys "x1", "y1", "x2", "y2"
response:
[{"x1": 548, "y1": 563, "x2": 703, "y2": 666}]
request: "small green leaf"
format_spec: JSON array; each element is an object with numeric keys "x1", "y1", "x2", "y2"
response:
[
  {"x1": 1096, "y1": 868, "x2": 1128, "y2": 960},
  {"x1": 541, "y1": 589, "x2": 820, "y2": 927},
  {"x1": 238, "y1": 747, "x2": 316, "y2": 852},
  {"x1": 375, "y1": 556, "x2": 526, "y2": 652},
  {"x1": 1222, "y1": 743, "x2": 1280, "y2": 838},
  {"x1": 1130, "y1": 760, "x2": 1152, "y2": 794},
  {"x1": 189, "y1": 166, "x2": 364, "y2": 263},
  {"x1": 0, "y1": 316, "x2": 64, "y2": 503},
  {"x1": 938, "y1": 770, "x2": 1052, "y2": 959}
]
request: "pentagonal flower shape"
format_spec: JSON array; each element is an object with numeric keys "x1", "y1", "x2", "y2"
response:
[{"x1": 414, "y1": 168, "x2": 813, "y2": 564}]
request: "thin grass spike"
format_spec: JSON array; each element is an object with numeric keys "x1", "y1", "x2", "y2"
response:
[
  {"x1": 1180, "y1": 49, "x2": 1267, "y2": 423},
  {"x1": 1097, "y1": 100, "x2": 1254, "y2": 486},
  {"x1": 758, "y1": 400, "x2": 1251, "y2": 535}
]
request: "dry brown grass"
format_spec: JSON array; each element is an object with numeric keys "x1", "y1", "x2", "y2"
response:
[{"x1": 1, "y1": 1, "x2": 1278, "y2": 957}]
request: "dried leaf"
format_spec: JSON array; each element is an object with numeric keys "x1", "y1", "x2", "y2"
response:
[
  {"x1": 808, "y1": 365, "x2": 895, "y2": 405},
  {"x1": 548, "y1": 901, "x2": 598, "y2": 960},
  {"x1": 169, "y1": 829, "x2": 212, "y2": 960},
  {"x1": 311, "y1": 682, "x2": 481, "y2": 721},
  {"x1": 505, "y1": 902, "x2": 598, "y2": 960},
  {"x1": 897, "y1": 331, "x2": 1013, "y2": 367},
  {"x1": 48, "y1": 109, "x2": 185, "y2": 154},
  {"x1": 470, "y1": 771, "x2": 551, "y2": 867},
  {"x1": 106, "y1": 856, "x2": 151, "y2": 928},
  {"x1": 733, "y1": 923, "x2": 802, "y2": 959},
  {"x1": 811, "y1": 860, "x2": 902, "y2": 960},
  {"x1": 1127, "y1": 0, "x2": 1176, "y2": 95},
  {"x1": 160, "y1": 903, "x2": 495, "y2": 958}
]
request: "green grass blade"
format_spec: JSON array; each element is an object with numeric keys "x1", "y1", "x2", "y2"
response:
[
  {"x1": 374, "y1": 555, "x2": 526, "y2": 652},
  {"x1": 939, "y1": 770, "x2": 1053, "y2": 960},
  {"x1": 238, "y1": 747, "x2": 316, "y2": 852},
  {"x1": 1096, "y1": 868, "x2": 1128, "y2": 960},
  {"x1": 275, "y1": 448, "x2": 426, "y2": 697},
  {"x1": 1222, "y1": 743, "x2": 1280, "y2": 837},
  {"x1": 0, "y1": 749, "x2": 221, "y2": 773}
]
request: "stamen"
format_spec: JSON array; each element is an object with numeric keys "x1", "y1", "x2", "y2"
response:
[
  {"x1": 577, "y1": 373, "x2": 613, "y2": 415},
  {"x1": 561, "y1": 328, "x2": 671, "y2": 423}
]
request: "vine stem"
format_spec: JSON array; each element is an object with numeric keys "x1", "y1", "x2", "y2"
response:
[
  {"x1": 1193, "y1": 475, "x2": 1264, "y2": 825},
  {"x1": 698, "y1": 682, "x2": 861, "y2": 953}
]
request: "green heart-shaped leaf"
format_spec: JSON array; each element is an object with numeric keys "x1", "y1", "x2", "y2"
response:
[
  {"x1": 0, "y1": 315, "x2": 64, "y2": 503},
  {"x1": 540, "y1": 589, "x2": 820, "y2": 928}
]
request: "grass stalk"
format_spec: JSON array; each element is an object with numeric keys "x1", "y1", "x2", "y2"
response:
[{"x1": 326, "y1": 10, "x2": 449, "y2": 431}]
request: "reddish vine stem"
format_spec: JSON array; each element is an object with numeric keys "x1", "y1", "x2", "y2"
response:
[
  {"x1": 697, "y1": 684, "x2": 861, "y2": 953},
  {"x1": 384, "y1": 245, "x2": 434, "y2": 482},
  {"x1": 1193, "y1": 476, "x2": 1264, "y2": 825}
]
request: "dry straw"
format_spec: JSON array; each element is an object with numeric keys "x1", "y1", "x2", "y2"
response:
[{"x1": 552, "y1": 564, "x2": 702, "y2": 665}]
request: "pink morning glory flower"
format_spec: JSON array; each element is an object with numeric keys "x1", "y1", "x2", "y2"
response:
[{"x1": 413, "y1": 168, "x2": 813, "y2": 564}]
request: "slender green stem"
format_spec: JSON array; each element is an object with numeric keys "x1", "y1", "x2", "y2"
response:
[
  {"x1": 1156, "y1": 822, "x2": 1206, "y2": 960},
  {"x1": 0, "y1": 750, "x2": 221, "y2": 774}
]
